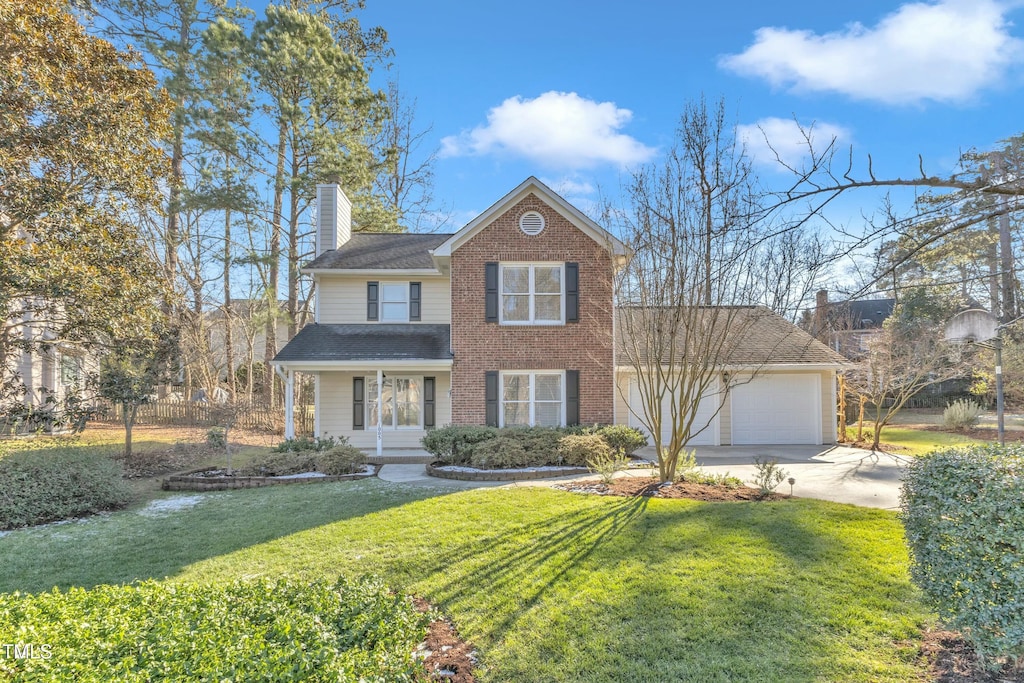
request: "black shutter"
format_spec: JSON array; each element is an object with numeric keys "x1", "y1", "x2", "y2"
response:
[
  {"x1": 410, "y1": 282, "x2": 421, "y2": 321},
  {"x1": 353, "y1": 377, "x2": 365, "y2": 430},
  {"x1": 485, "y1": 371, "x2": 499, "y2": 426},
  {"x1": 566, "y1": 263, "x2": 579, "y2": 323},
  {"x1": 423, "y1": 376, "x2": 435, "y2": 428},
  {"x1": 566, "y1": 370, "x2": 580, "y2": 426},
  {"x1": 485, "y1": 262, "x2": 498, "y2": 322},
  {"x1": 367, "y1": 282, "x2": 379, "y2": 321}
]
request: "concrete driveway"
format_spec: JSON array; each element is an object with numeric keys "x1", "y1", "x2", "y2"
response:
[
  {"x1": 634, "y1": 444, "x2": 911, "y2": 510},
  {"x1": 378, "y1": 444, "x2": 911, "y2": 510}
]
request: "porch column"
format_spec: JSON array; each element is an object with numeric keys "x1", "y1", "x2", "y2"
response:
[
  {"x1": 284, "y1": 370, "x2": 295, "y2": 439},
  {"x1": 376, "y1": 369, "x2": 383, "y2": 456}
]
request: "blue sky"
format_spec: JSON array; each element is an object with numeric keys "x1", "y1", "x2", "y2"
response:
[{"x1": 359, "y1": 0, "x2": 1024, "y2": 233}]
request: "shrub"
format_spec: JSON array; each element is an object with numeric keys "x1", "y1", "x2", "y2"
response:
[
  {"x1": 585, "y1": 448, "x2": 630, "y2": 485},
  {"x1": 683, "y1": 470, "x2": 743, "y2": 488},
  {"x1": 0, "y1": 576, "x2": 431, "y2": 682},
  {"x1": 317, "y1": 444, "x2": 367, "y2": 475},
  {"x1": 507, "y1": 426, "x2": 563, "y2": 460},
  {"x1": 470, "y1": 436, "x2": 530, "y2": 469},
  {"x1": 206, "y1": 426, "x2": 226, "y2": 449},
  {"x1": 0, "y1": 447, "x2": 133, "y2": 530},
  {"x1": 559, "y1": 433, "x2": 612, "y2": 467},
  {"x1": 942, "y1": 399, "x2": 984, "y2": 430},
  {"x1": 273, "y1": 435, "x2": 339, "y2": 453},
  {"x1": 421, "y1": 425, "x2": 498, "y2": 465},
  {"x1": 595, "y1": 425, "x2": 648, "y2": 455},
  {"x1": 902, "y1": 445, "x2": 1024, "y2": 668},
  {"x1": 240, "y1": 450, "x2": 316, "y2": 477},
  {"x1": 673, "y1": 448, "x2": 699, "y2": 479},
  {"x1": 751, "y1": 457, "x2": 787, "y2": 497}
]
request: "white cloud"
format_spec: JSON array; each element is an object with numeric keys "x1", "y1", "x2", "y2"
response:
[
  {"x1": 720, "y1": 0, "x2": 1023, "y2": 105},
  {"x1": 737, "y1": 117, "x2": 852, "y2": 171},
  {"x1": 539, "y1": 175, "x2": 596, "y2": 196},
  {"x1": 440, "y1": 91, "x2": 656, "y2": 168}
]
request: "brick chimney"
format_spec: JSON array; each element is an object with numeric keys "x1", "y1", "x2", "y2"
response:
[
  {"x1": 315, "y1": 182, "x2": 352, "y2": 254},
  {"x1": 812, "y1": 289, "x2": 829, "y2": 342}
]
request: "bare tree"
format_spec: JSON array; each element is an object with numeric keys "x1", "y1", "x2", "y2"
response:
[
  {"x1": 844, "y1": 315, "x2": 966, "y2": 451},
  {"x1": 613, "y1": 97, "x2": 829, "y2": 482}
]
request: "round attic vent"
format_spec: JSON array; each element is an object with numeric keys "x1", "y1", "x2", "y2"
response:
[{"x1": 519, "y1": 211, "x2": 545, "y2": 236}]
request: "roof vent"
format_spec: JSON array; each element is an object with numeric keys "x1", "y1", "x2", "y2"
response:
[{"x1": 519, "y1": 211, "x2": 545, "y2": 236}]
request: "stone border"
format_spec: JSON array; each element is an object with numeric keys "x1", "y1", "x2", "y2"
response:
[
  {"x1": 425, "y1": 461, "x2": 591, "y2": 482},
  {"x1": 163, "y1": 465, "x2": 380, "y2": 491}
]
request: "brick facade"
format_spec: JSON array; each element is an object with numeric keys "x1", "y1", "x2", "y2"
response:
[{"x1": 450, "y1": 193, "x2": 615, "y2": 425}]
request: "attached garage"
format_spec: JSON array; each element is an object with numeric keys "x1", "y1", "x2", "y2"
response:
[
  {"x1": 730, "y1": 373, "x2": 822, "y2": 445},
  {"x1": 628, "y1": 377, "x2": 720, "y2": 446}
]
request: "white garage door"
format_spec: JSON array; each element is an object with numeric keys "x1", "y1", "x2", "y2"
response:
[
  {"x1": 629, "y1": 378, "x2": 720, "y2": 446},
  {"x1": 731, "y1": 374, "x2": 821, "y2": 445}
]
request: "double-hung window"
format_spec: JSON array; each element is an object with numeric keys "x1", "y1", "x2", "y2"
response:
[
  {"x1": 380, "y1": 283, "x2": 409, "y2": 322},
  {"x1": 367, "y1": 376, "x2": 422, "y2": 429},
  {"x1": 500, "y1": 263, "x2": 563, "y2": 324},
  {"x1": 501, "y1": 371, "x2": 564, "y2": 427}
]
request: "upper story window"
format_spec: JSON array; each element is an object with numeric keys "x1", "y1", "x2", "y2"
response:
[
  {"x1": 380, "y1": 283, "x2": 409, "y2": 322},
  {"x1": 500, "y1": 263, "x2": 563, "y2": 325},
  {"x1": 368, "y1": 281, "x2": 421, "y2": 322}
]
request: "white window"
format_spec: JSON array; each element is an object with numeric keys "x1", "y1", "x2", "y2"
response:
[
  {"x1": 500, "y1": 263, "x2": 563, "y2": 324},
  {"x1": 500, "y1": 371, "x2": 564, "y2": 427},
  {"x1": 60, "y1": 354, "x2": 83, "y2": 388},
  {"x1": 380, "y1": 283, "x2": 409, "y2": 322},
  {"x1": 367, "y1": 376, "x2": 422, "y2": 429}
]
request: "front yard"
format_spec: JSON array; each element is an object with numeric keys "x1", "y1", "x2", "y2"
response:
[{"x1": 0, "y1": 477, "x2": 934, "y2": 682}]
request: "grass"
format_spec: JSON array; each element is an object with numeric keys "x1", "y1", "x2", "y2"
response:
[
  {"x1": 0, "y1": 479, "x2": 933, "y2": 682},
  {"x1": 875, "y1": 426, "x2": 988, "y2": 456}
]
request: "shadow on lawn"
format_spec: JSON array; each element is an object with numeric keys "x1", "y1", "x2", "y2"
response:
[{"x1": 0, "y1": 479, "x2": 450, "y2": 593}]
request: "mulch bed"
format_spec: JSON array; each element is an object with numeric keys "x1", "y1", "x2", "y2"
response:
[
  {"x1": 918, "y1": 629, "x2": 1023, "y2": 682},
  {"x1": 557, "y1": 476, "x2": 785, "y2": 502},
  {"x1": 412, "y1": 598, "x2": 477, "y2": 682},
  {"x1": 119, "y1": 443, "x2": 223, "y2": 478}
]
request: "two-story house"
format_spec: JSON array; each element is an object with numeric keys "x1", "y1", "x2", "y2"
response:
[{"x1": 274, "y1": 177, "x2": 845, "y2": 452}]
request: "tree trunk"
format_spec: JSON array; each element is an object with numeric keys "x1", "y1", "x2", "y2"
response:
[
  {"x1": 123, "y1": 402, "x2": 138, "y2": 459},
  {"x1": 264, "y1": 119, "x2": 286, "y2": 408},
  {"x1": 287, "y1": 145, "x2": 300, "y2": 339},
  {"x1": 223, "y1": 209, "x2": 235, "y2": 400}
]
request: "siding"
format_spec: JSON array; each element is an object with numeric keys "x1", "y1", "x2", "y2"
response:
[
  {"x1": 317, "y1": 275, "x2": 450, "y2": 325},
  {"x1": 317, "y1": 370, "x2": 451, "y2": 449}
]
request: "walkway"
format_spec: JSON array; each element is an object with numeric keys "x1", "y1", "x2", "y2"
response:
[{"x1": 377, "y1": 444, "x2": 910, "y2": 510}]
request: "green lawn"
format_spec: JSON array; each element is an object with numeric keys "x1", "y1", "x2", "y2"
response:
[
  {"x1": 0, "y1": 479, "x2": 933, "y2": 682},
  {"x1": 877, "y1": 426, "x2": 988, "y2": 456}
]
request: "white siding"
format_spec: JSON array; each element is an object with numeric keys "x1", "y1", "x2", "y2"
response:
[
  {"x1": 318, "y1": 371, "x2": 451, "y2": 449},
  {"x1": 317, "y1": 275, "x2": 450, "y2": 325}
]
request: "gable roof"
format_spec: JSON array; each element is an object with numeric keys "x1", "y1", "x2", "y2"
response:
[
  {"x1": 430, "y1": 176, "x2": 628, "y2": 259},
  {"x1": 305, "y1": 233, "x2": 453, "y2": 271},
  {"x1": 616, "y1": 306, "x2": 848, "y2": 367}
]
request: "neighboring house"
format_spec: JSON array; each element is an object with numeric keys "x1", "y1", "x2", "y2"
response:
[
  {"x1": 807, "y1": 290, "x2": 895, "y2": 359},
  {"x1": 206, "y1": 298, "x2": 292, "y2": 383},
  {"x1": 273, "y1": 178, "x2": 846, "y2": 451}
]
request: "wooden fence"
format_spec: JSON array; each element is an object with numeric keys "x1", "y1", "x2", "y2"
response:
[{"x1": 96, "y1": 401, "x2": 315, "y2": 436}]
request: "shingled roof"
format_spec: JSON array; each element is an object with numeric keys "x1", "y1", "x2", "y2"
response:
[
  {"x1": 305, "y1": 233, "x2": 454, "y2": 270},
  {"x1": 273, "y1": 324, "x2": 452, "y2": 363},
  {"x1": 616, "y1": 307, "x2": 847, "y2": 367}
]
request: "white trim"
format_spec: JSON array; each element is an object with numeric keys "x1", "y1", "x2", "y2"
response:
[
  {"x1": 379, "y1": 281, "x2": 411, "y2": 323},
  {"x1": 313, "y1": 372, "x2": 321, "y2": 436},
  {"x1": 498, "y1": 370, "x2": 566, "y2": 427},
  {"x1": 499, "y1": 262, "x2": 565, "y2": 325},
  {"x1": 615, "y1": 363, "x2": 846, "y2": 373},
  {"x1": 829, "y1": 370, "x2": 837, "y2": 444},
  {"x1": 430, "y1": 177, "x2": 628, "y2": 258}
]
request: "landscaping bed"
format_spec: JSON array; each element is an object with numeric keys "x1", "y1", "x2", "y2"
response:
[
  {"x1": 426, "y1": 461, "x2": 589, "y2": 481},
  {"x1": 556, "y1": 476, "x2": 785, "y2": 502},
  {"x1": 163, "y1": 464, "x2": 378, "y2": 491}
]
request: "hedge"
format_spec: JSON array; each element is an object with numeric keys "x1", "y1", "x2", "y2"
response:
[
  {"x1": 0, "y1": 447, "x2": 133, "y2": 530},
  {"x1": 901, "y1": 444, "x2": 1024, "y2": 668},
  {"x1": 0, "y1": 576, "x2": 431, "y2": 682}
]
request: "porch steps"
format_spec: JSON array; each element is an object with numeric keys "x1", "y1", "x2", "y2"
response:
[{"x1": 364, "y1": 450, "x2": 434, "y2": 465}]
